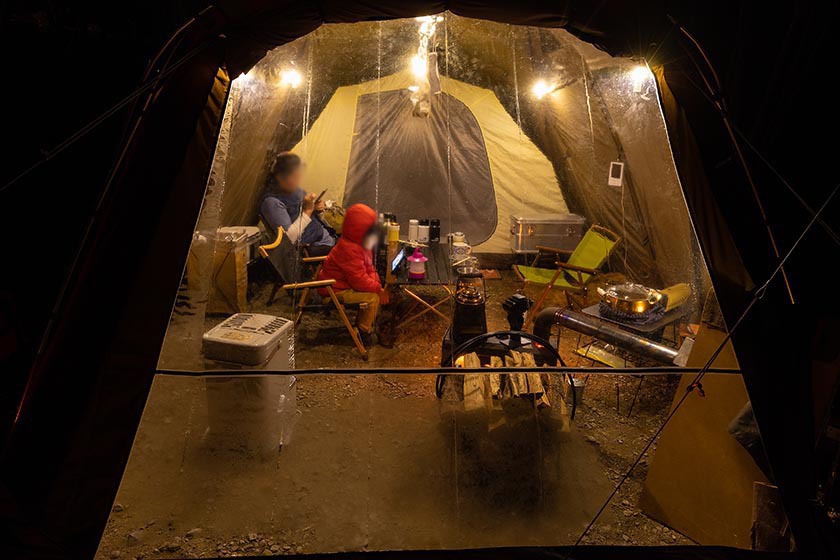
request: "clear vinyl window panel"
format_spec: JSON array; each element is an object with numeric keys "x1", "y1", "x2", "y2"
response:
[{"x1": 119, "y1": 12, "x2": 763, "y2": 560}]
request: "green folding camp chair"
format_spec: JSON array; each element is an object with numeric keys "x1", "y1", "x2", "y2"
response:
[{"x1": 513, "y1": 224, "x2": 621, "y2": 330}]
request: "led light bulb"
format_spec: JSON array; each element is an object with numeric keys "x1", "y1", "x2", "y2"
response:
[
  {"x1": 630, "y1": 65, "x2": 653, "y2": 93},
  {"x1": 411, "y1": 54, "x2": 428, "y2": 79},
  {"x1": 532, "y1": 79, "x2": 554, "y2": 100},
  {"x1": 280, "y1": 69, "x2": 302, "y2": 88}
]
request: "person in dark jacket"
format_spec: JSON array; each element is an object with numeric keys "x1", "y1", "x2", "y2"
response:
[
  {"x1": 317, "y1": 203, "x2": 382, "y2": 345},
  {"x1": 260, "y1": 152, "x2": 335, "y2": 256}
]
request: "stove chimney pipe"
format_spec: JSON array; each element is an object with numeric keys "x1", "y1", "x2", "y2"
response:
[{"x1": 532, "y1": 307, "x2": 679, "y2": 364}]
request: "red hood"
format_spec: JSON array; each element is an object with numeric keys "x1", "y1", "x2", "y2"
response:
[{"x1": 342, "y1": 203, "x2": 377, "y2": 243}]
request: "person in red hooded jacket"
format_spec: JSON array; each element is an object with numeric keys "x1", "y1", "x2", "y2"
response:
[{"x1": 317, "y1": 203, "x2": 382, "y2": 345}]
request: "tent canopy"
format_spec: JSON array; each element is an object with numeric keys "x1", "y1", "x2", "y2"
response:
[
  {"x1": 217, "y1": 19, "x2": 706, "y2": 290},
  {"x1": 3, "y1": 3, "x2": 832, "y2": 559}
]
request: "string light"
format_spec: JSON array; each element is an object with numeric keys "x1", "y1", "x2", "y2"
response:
[
  {"x1": 531, "y1": 79, "x2": 556, "y2": 100},
  {"x1": 410, "y1": 15, "x2": 441, "y2": 80},
  {"x1": 630, "y1": 64, "x2": 653, "y2": 93},
  {"x1": 409, "y1": 14, "x2": 443, "y2": 116},
  {"x1": 410, "y1": 55, "x2": 428, "y2": 79},
  {"x1": 280, "y1": 69, "x2": 303, "y2": 88}
]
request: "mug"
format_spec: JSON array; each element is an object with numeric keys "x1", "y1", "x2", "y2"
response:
[{"x1": 452, "y1": 241, "x2": 472, "y2": 256}]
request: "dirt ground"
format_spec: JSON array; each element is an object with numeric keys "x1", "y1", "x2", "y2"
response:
[{"x1": 95, "y1": 269, "x2": 693, "y2": 559}]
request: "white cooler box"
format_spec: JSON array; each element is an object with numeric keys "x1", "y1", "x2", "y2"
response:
[
  {"x1": 202, "y1": 313, "x2": 297, "y2": 456},
  {"x1": 510, "y1": 213, "x2": 586, "y2": 254}
]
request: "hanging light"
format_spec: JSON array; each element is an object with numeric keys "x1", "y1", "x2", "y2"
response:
[
  {"x1": 630, "y1": 64, "x2": 653, "y2": 93},
  {"x1": 531, "y1": 79, "x2": 556, "y2": 100},
  {"x1": 409, "y1": 14, "x2": 443, "y2": 117},
  {"x1": 280, "y1": 69, "x2": 303, "y2": 88},
  {"x1": 410, "y1": 54, "x2": 428, "y2": 79}
]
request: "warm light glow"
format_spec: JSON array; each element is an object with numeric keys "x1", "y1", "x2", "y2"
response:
[
  {"x1": 280, "y1": 69, "x2": 303, "y2": 88},
  {"x1": 409, "y1": 15, "x2": 441, "y2": 85},
  {"x1": 411, "y1": 54, "x2": 428, "y2": 79},
  {"x1": 630, "y1": 64, "x2": 653, "y2": 92},
  {"x1": 407, "y1": 85, "x2": 420, "y2": 93},
  {"x1": 531, "y1": 79, "x2": 555, "y2": 100}
]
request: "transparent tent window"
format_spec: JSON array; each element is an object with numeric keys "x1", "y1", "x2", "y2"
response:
[{"x1": 95, "y1": 13, "x2": 751, "y2": 560}]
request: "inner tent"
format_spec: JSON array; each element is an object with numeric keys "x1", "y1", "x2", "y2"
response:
[{"x1": 97, "y1": 13, "x2": 770, "y2": 559}]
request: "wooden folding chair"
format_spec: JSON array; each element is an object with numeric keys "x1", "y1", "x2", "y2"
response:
[
  {"x1": 259, "y1": 227, "x2": 368, "y2": 360},
  {"x1": 514, "y1": 224, "x2": 621, "y2": 331}
]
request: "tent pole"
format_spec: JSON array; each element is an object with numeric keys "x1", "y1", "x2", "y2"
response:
[{"x1": 671, "y1": 18, "x2": 796, "y2": 304}]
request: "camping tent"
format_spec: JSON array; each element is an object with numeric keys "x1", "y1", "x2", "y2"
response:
[
  {"x1": 289, "y1": 72, "x2": 567, "y2": 253},
  {"x1": 306, "y1": 72, "x2": 569, "y2": 252},
  {"x1": 2, "y1": 2, "x2": 835, "y2": 559}
]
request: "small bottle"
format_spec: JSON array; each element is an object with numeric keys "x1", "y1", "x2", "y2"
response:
[
  {"x1": 387, "y1": 223, "x2": 400, "y2": 243},
  {"x1": 408, "y1": 219, "x2": 419, "y2": 243},
  {"x1": 418, "y1": 222, "x2": 430, "y2": 243},
  {"x1": 429, "y1": 219, "x2": 441, "y2": 243}
]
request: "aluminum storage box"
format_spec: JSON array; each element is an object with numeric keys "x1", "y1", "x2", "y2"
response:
[{"x1": 509, "y1": 213, "x2": 586, "y2": 254}]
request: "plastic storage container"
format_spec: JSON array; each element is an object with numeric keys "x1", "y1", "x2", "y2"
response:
[{"x1": 202, "y1": 314, "x2": 297, "y2": 456}]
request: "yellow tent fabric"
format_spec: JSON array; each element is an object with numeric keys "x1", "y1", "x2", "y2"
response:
[{"x1": 292, "y1": 71, "x2": 568, "y2": 252}]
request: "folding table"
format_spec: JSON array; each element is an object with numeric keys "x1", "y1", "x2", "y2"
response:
[{"x1": 390, "y1": 243, "x2": 454, "y2": 327}]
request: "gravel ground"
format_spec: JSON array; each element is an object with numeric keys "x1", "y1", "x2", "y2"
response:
[{"x1": 96, "y1": 269, "x2": 693, "y2": 559}]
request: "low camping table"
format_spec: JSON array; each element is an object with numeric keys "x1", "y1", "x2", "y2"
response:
[{"x1": 391, "y1": 243, "x2": 454, "y2": 327}]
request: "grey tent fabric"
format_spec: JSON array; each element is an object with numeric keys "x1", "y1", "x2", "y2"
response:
[{"x1": 343, "y1": 90, "x2": 497, "y2": 243}]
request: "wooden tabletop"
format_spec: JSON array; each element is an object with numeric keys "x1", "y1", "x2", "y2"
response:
[{"x1": 393, "y1": 243, "x2": 453, "y2": 286}]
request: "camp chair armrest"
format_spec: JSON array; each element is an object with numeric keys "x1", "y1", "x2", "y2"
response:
[
  {"x1": 555, "y1": 262, "x2": 599, "y2": 275},
  {"x1": 259, "y1": 227, "x2": 286, "y2": 257},
  {"x1": 534, "y1": 245, "x2": 574, "y2": 256},
  {"x1": 282, "y1": 279, "x2": 336, "y2": 290},
  {"x1": 302, "y1": 255, "x2": 328, "y2": 263},
  {"x1": 512, "y1": 264, "x2": 526, "y2": 281}
]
